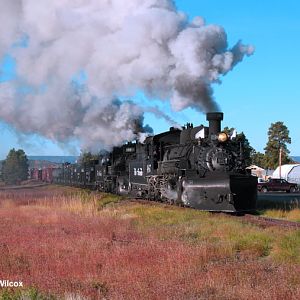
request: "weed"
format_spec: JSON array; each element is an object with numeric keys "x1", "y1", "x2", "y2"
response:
[
  {"x1": 0, "y1": 288, "x2": 57, "y2": 300},
  {"x1": 262, "y1": 208, "x2": 300, "y2": 222},
  {"x1": 272, "y1": 230, "x2": 300, "y2": 263},
  {"x1": 91, "y1": 281, "x2": 109, "y2": 297},
  {"x1": 96, "y1": 193, "x2": 123, "y2": 209},
  {"x1": 230, "y1": 231, "x2": 273, "y2": 257}
]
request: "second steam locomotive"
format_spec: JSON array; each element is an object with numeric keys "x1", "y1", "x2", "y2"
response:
[{"x1": 56, "y1": 112, "x2": 257, "y2": 212}]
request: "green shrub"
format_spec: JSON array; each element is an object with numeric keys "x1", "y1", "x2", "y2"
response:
[
  {"x1": 230, "y1": 231, "x2": 273, "y2": 257},
  {"x1": 0, "y1": 288, "x2": 57, "y2": 300},
  {"x1": 97, "y1": 193, "x2": 123, "y2": 209},
  {"x1": 272, "y1": 230, "x2": 300, "y2": 263}
]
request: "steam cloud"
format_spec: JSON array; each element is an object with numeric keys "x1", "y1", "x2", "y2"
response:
[{"x1": 0, "y1": 0, "x2": 254, "y2": 150}]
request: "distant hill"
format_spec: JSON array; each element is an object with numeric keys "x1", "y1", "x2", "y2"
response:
[
  {"x1": 0, "y1": 156, "x2": 79, "y2": 172},
  {"x1": 27, "y1": 156, "x2": 78, "y2": 169},
  {"x1": 291, "y1": 156, "x2": 300, "y2": 163},
  {"x1": 28, "y1": 156, "x2": 78, "y2": 164}
]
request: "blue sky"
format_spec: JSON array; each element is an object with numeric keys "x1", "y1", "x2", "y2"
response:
[{"x1": 0, "y1": 0, "x2": 299, "y2": 158}]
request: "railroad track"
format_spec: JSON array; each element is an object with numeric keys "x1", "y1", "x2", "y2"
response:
[
  {"x1": 239, "y1": 214, "x2": 300, "y2": 229},
  {"x1": 0, "y1": 183, "x2": 49, "y2": 190},
  {"x1": 129, "y1": 199, "x2": 300, "y2": 229}
]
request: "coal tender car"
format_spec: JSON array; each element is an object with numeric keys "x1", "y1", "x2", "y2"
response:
[{"x1": 56, "y1": 112, "x2": 257, "y2": 212}]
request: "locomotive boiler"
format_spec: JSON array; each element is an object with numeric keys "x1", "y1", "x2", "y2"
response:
[{"x1": 55, "y1": 112, "x2": 257, "y2": 212}]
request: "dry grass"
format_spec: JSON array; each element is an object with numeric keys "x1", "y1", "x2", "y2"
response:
[
  {"x1": 0, "y1": 186, "x2": 300, "y2": 299},
  {"x1": 262, "y1": 208, "x2": 300, "y2": 222},
  {"x1": 258, "y1": 197, "x2": 300, "y2": 223}
]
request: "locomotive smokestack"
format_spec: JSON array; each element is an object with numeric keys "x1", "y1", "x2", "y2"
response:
[{"x1": 206, "y1": 112, "x2": 223, "y2": 136}]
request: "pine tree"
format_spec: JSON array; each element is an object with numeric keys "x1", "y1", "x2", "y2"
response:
[
  {"x1": 79, "y1": 151, "x2": 99, "y2": 164},
  {"x1": 223, "y1": 127, "x2": 253, "y2": 166},
  {"x1": 250, "y1": 150, "x2": 266, "y2": 168},
  {"x1": 264, "y1": 121, "x2": 291, "y2": 169},
  {"x1": 2, "y1": 149, "x2": 29, "y2": 185}
]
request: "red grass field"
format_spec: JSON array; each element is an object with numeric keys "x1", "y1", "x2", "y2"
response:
[{"x1": 0, "y1": 186, "x2": 299, "y2": 299}]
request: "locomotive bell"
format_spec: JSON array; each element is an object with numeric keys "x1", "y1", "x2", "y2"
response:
[{"x1": 206, "y1": 112, "x2": 223, "y2": 137}]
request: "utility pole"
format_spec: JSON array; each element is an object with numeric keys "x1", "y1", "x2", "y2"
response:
[{"x1": 279, "y1": 147, "x2": 282, "y2": 179}]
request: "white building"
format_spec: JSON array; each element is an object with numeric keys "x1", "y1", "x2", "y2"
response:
[
  {"x1": 272, "y1": 164, "x2": 300, "y2": 184},
  {"x1": 246, "y1": 165, "x2": 274, "y2": 180},
  {"x1": 246, "y1": 165, "x2": 265, "y2": 177}
]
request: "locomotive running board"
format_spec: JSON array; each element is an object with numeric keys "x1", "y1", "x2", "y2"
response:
[{"x1": 179, "y1": 174, "x2": 257, "y2": 212}]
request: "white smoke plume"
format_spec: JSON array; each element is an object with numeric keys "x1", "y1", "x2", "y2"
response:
[
  {"x1": 0, "y1": 0, "x2": 254, "y2": 150},
  {"x1": 144, "y1": 106, "x2": 182, "y2": 129}
]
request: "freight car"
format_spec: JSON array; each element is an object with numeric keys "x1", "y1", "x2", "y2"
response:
[
  {"x1": 30, "y1": 167, "x2": 57, "y2": 183},
  {"x1": 54, "y1": 112, "x2": 257, "y2": 212}
]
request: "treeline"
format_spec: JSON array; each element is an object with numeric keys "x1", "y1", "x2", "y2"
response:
[
  {"x1": 251, "y1": 121, "x2": 291, "y2": 169},
  {"x1": 1, "y1": 149, "x2": 29, "y2": 185},
  {"x1": 224, "y1": 121, "x2": 291, "y2": 170}
]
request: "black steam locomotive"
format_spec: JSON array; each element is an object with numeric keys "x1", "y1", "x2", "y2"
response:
[{"x1": 55, "y1": 112, "x2": 257, "y2": 212}]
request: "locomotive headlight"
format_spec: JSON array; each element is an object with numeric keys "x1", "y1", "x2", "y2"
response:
[{"x1": 218, "y1": 132, "x2": 228, "y2": 143}]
